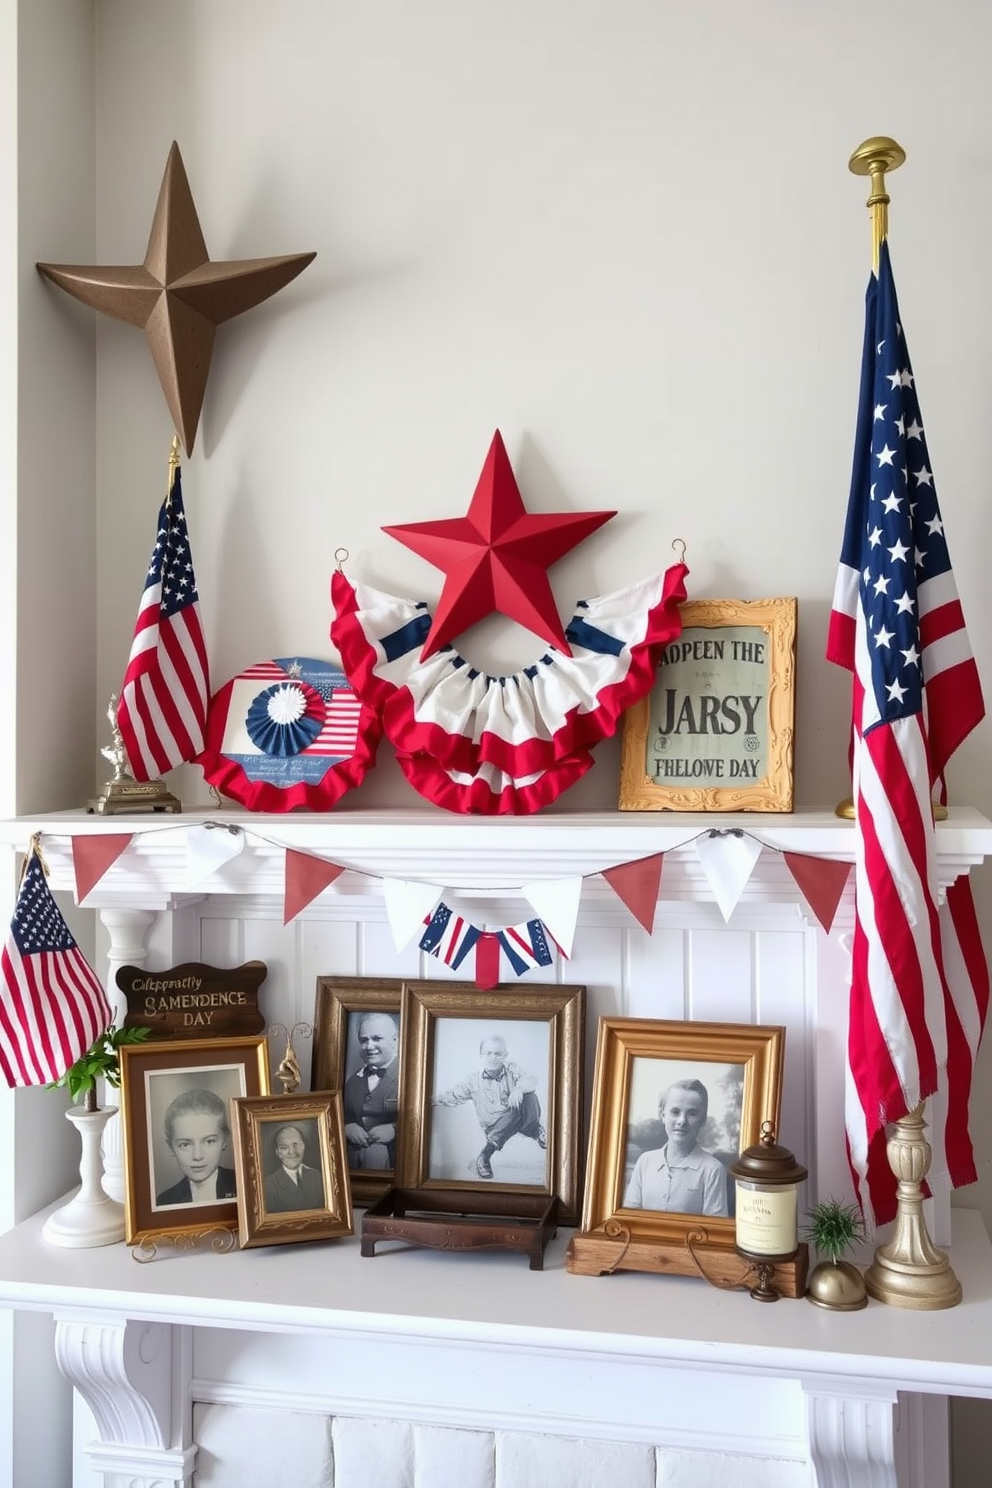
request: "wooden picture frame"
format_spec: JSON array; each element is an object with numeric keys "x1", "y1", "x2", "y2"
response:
[
  {"x1": 230, "y1": 1092, "x2": 353, "y2": 1248},
  {"x1": 618, "y1": 596, "x2": 796, "y2": 812},
  {"x1": 578, "y1": 1018, "x2": 784, "y2": 1253},
  {"x1": 395, "y1": 980, "x2": 585, "y2": 1226},
  {"x1": 311, "y1": 976, "x2": 403, "y2": 1206},
  {"x1": 119, "y1": 1035, "x2": 270, "y2": 1245}
]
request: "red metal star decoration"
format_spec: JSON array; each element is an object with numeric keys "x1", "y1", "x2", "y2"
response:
[
  {"x1": 37, "y1": 141, "x2": 315, "y2": 454},
  {"x1": 383, "y1": 430, "x2": 616, "y2": 660}
]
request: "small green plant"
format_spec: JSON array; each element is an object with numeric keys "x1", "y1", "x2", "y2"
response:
[
  {"x1": 802, "y1": 1197, "x2": 864, "y2": 1263},
  {"x1": 48, "y1": 1025, "x2": 152, "y2": 1112}
]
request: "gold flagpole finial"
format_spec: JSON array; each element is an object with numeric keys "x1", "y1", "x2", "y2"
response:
[
  {"x1": 849, "y1": 136, "x2": 906, "y2": 274},
  {"x1": 166, "y1": 434, "x2": 181, "y2": 507}
]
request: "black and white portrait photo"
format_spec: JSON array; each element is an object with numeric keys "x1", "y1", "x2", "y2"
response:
[
  {"x1": 429, "y1": 1018, "x2": 551, "y2": 1186},
  {"x1": 622, "y1": 1057, "x2": 744, "y2": 1217},
  {"x1": 145, "y1": 1063, "x2": 246, "y2": 1211},
  {"x1": 342, "y1": 1009, "x2": 400, "y2": 1172},
  {"x1": 261, "y1": 1117, "x2": 326, "y2": 1213}
]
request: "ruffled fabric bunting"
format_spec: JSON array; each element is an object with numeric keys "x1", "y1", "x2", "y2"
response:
[
  {"x1": 330, "y1": 562, "x2": 689, "y2": 814},
  {"x1": 420, "y1": 902, "x2": 556, "y2": 988}
]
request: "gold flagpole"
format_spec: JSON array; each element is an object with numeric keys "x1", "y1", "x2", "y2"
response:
[
  {"x1": 844, "y1": 138, "x2": 962, "y2": 1309},
  {"x1": 165, "y1": 434, "x2": 181, "y2": 508}
]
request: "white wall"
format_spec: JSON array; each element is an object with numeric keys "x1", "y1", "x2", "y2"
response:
[{"x1": 9, "y1": 1, "x2": 992, "y2": 1482}]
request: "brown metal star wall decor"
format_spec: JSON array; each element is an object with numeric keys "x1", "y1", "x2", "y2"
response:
[{"x1": 37, "y1": 141, "x2": 316, "y2": 454}]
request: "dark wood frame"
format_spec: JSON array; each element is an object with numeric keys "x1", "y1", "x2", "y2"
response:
[
  {"x1": 311, "y1": 975, "x2": 403, "y2": 1206},
  {"x1": 230, "y1": 1092, "x2": 353, "y2": 1248},
  {"x1": 395, "y1": 980, "x2": 585, "y2": 1226}
]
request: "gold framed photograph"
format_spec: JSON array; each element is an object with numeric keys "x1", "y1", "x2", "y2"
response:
[
  {"x1": 119, "y1": 1035, "x2": 270, "y2": 1245},
  {"x1": 618, "y1": 596, "x2": 797, "y2": 812},
  {"x1": 580, "y1": 1018, "x2": 784, "y2": 1250},
  {"x1": 311, "y1": 976, "x2": 403, "y2": 1206},
  {"x1": 395, "y1": 980, "x2": 585, "y2": 1226},
  {"x1": 230, "y1": 1092, "x2": 353, "y2": 1248}
]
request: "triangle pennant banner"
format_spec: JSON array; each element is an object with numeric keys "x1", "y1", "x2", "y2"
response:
[
  {"x1": 283, "y1": 850, "x2": 346, "y2": 925},
  {"x1": 601, "y1": 853, "x2": 664, "y2": 933},
  {"x1": 72, "y1": 834, "x2": 134, "y2": 903},
  {"x1": 694, "y1": 830, "x2": 763, "y2": 922},
  {"x1": 783, "y1": 852, "x2": 852, "y2": 934},
  {"x1": 384, "y1": 878, "x2": 446, "y2": 952},
  {"x1": 186, "y1": 823, "x2": 245, "y2": 890},
  {"x1": 519, "y1": 876, "x2": 582, "y2": 957}
]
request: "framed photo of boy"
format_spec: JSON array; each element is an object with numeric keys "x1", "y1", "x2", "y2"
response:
[
  {"x1": 395, "y1": 981, "x2": 585, "y2": 1226},
  {"x1": 311, "y1": 976, "x2": 403, "y2": 1206},
  {"x1": 580, "y1": 1018, "x2": 784, "y2": 1250},
  {"x1": 230, "y1": 1092, "x2": 353, "y2": 1249},
  {"x1": 119, "y1": 1035, "x2": 270, "y2": 1245},
  {"x1": 618, "y1": 596, "x2": 796, "y2": 812}
]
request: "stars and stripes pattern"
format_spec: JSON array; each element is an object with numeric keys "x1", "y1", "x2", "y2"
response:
[
  {"x1": 419, "y1": 903, "x2": 556, "y2": 983},
  {"x1": 497, "y1": 919, "x2": 555, "y2": 976},
  {"x1": 117, "y1": 467, "x2": 210, "y2": 782},
  {"x1": 237, "y1": 660, "x2": 362, "y2": 758},
  {"x1": 0, "y1": 852, "x2": 112, "y2": 1087},
  {"x1": 419, "y1": 903, "x2": 480, "y2": 970},
  {"x1": 827, "y1": 240, "x2": 986, "y2": 1225}
]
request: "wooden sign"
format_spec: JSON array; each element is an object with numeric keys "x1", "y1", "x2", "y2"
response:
[{"x1": 118, "y1": 961, "x2": 267, "y2": 1039}]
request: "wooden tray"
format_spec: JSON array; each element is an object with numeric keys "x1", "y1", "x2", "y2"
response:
[
  {"x1": 361, "y1": 1187, "x2": 559, "y2": 1270},
  {"x1": 566, "y1": 1229, "x2": 809, "y2": 1298}
]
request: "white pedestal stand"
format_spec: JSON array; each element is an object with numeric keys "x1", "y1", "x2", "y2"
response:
[{"x1": 43, "y1": 1106, "x2": 126, "y2": 1248}]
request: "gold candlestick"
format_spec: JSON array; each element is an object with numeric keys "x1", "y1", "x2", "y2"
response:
[{"x1": 863, "y1": 1103, "x2": 962, "y2": 1309}]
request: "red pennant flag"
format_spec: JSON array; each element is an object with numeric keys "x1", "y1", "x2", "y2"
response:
[
  {"x1": 283, "y1": 850, "x2": 345, "y2": 924},
  {"x1": 475, "y1": 932, "x2": 502, "y2": 989},
  {"x1": 601, "y1": 854, "x2": 664, "y2": 933},
  {"x1": 72, "y1": 834, "x2": 134, "y2": 903},
  {"x1": 783, "y1": 852, "x2": 851, "y2": 934}
]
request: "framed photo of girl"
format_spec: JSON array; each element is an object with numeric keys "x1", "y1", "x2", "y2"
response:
[
  {"x1": 311, "y1": 976, "x2": 404, "y2": 1206},
  {"x1": 119, "y1": 1035, "x2": 270, "y2": 1245},
  {"x1": 579, "y1": 1018, "x2": 785, "y2": 1251},
  {"x1": 394, "y1": 980, "x2": 585, "y2": 1226}
]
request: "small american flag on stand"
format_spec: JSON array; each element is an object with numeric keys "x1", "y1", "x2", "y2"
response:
[
  {"x1": 117, "y1": 461, "x2": 210, "y2": 782},
  {"x1": 0, "y1": 844, "x2": 112, "y2": 1087},
  {"x1": 827, "y1": 240, "x2": 988, "y2": 1226}
]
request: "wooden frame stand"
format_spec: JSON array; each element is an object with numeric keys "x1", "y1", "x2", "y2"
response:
[
  {"x1": 566, "y1": 1228, "x2": 809, "y2": 1299},
  {"x1": 361, "y1": 1187, "x2": 559, "y2": 1270}
]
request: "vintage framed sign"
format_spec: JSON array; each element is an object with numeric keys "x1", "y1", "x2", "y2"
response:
[{"x1": 618, "y1": 596, "x2": 796, "y2": 812}]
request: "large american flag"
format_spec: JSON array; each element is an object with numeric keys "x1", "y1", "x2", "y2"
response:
[
  {"x1": 827, "y1": 240, "x2": 987, "y2": 1225},
  {"x1": 117, "y1": 466, "x2": 210, "y2": 782},
  {"x1": 0, "y1": 852, "x2": 112, "y2": 1087}
]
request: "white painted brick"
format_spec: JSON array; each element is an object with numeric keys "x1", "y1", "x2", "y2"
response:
[
  {"x1": 495, "y1": 1431, "x2": 656, "y2": 1488},
  {"x1": 655, "y1": 1449, "x2": 810, "y2": 1488},
  {"x1": 332, "y1": 1416, "x2": 415, "y2": 1488},
  {"x1": 192, "y1": 1402, "x2": 333, "y2": 1488},
  {"x1": 413, "y1": 1423, "x2": 495, "y2": 1488}
]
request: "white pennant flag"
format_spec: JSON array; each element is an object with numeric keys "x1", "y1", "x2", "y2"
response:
[
  {"x1": 186, "y1": 823, "x2": 245, "y2": 889},
  {"x1": 694, "y1": 831, "x2": 763, "y2": 922},
  {"x1": 519, "y1": 876, "x2": 583, "y2": 958},
  {"x1": 382, "y1": 878, "x2": 446, "y2": 952}
]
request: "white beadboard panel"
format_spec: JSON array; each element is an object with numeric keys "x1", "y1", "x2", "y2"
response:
[
  {"x1": 655, "y1": 1448, "x2": 811, "y2": 1488},
  {"x1": 413, "y1": 1423, "x2": 495, "y2": 1488},
  {"x1": 198, "y1": 914, "x2": 244, "y2": 967},
  {"x1": 628, "y1": 927, "x2": 686, "y2": 1020},
  {"x1": 333, "y1": 1416, "x2": 415, "y2": 1488},
  {"x1": 754, "y1": 927, "x2": 817, "y2": 1179},
  {"x1": 192, "y1": 1402, "x2": 333, "y2": 1488},
  {"x1": 495, "y1": 1431, "x2": 656, "y2": 1488},
  {"x1": 686, "y1": 929, "x2": 755, "y2": 1023}
]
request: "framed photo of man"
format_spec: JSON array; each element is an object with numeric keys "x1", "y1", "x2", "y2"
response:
[
  {"x1": 580, "y1": 1018, "x2": 785, "y2": 1251},
  {"x1": 394, "y1": 981, "x2": 585, "y2": 1226},
  {"x1": 311, "y1": 976, "x2": 403, "y2": 1206},
  {"x1": 118, "y1": 1035, "x2": 270, "y2": 1245},
  {"x1": 230, "y1": 1093, "x2": 353, "y2": 1248}
]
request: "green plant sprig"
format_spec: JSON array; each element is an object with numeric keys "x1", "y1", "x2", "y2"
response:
[
  {"x1": 801, "y1": 1197, "x2": 865, "y2": 1263},
  {"x1": 47, "y1": 1025, "x2": 153, "y2": 1111}
]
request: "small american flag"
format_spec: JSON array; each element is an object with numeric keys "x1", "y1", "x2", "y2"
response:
[
  {"x1": 0, "y1": 851, "x2": 112, "y2": 1087},
  {"x1": 420, "y1": 902, "x2": 480, "y2": 970},
  {"x1": 827, "y1": 241, "x2": 987, "y2": 1225},
  {"x1": 117, "y1": 465, "x2": 210, "y2": 782},
  {"x1": 498, "y1": 919, "x2": 555, "y2": 976}
]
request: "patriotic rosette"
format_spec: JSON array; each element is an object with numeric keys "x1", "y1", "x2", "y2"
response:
[
  {"x1": 330, "y1": 562, "x2": 688, "y2": 815},
  {"x1": 197, "y1": 656, "x2": 381, "y2": 812}
]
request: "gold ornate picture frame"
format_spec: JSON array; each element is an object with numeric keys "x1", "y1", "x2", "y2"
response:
[
  {"x1": 311, "y1": 975, "x2": 404, "y2": 1207},
  {"x1": 230, "y1": 1092, "x2": 353, "y2": 1249},
  {"x1": 395, "y1": 980, "x2": 585, "y2": 1226},
  {"x1": 119, "y1": 1035, "x2": 270, "y2": 1246},
  {"x1": 619, "y1": 596, "x2": 796, "y2": 812},
  {"x1": 579, "y1": 1018, "x2": 784, "y2": 1252}
]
